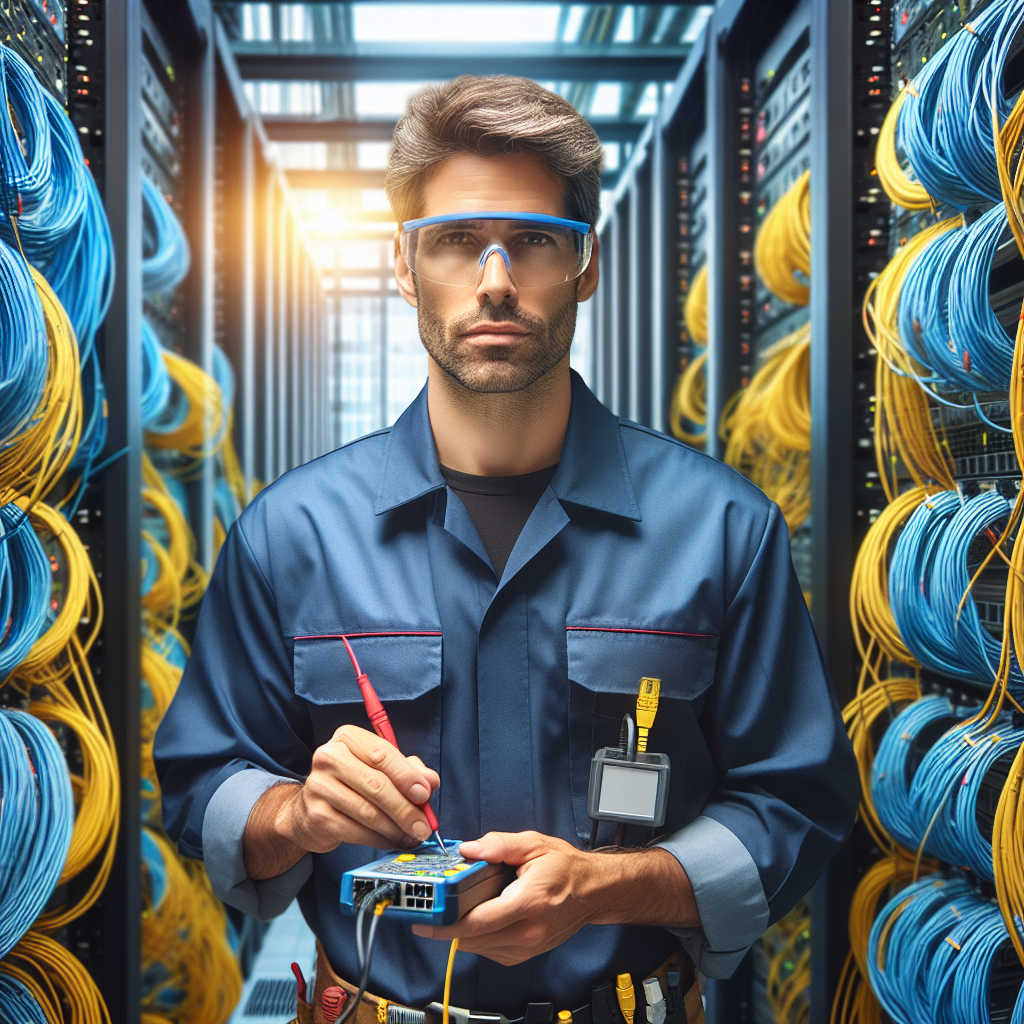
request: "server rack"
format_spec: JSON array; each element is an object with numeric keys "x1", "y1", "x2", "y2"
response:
[{"x1": 2, "y1": 0, "x2": 328, "y2": 1015}]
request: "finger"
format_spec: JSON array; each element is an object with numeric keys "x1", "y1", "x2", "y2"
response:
[
  {"x1": 335, "y1": 726, "x2": 439, "y2": 802},
  {"x1": 406, "y1": 756, "x2": 441, "y2": 796},
  {"x1": 304, "y1": 770, "x2": 416, "y2": 846},
  {"x1": 459, "y1": 831, "x2": 550, "y2": 866},
  {"x1": 323, "y1": 742, "x2": 434, "y2": 842},
  {"x1": 295, "y1": 797, "x2": 413, "y2": 853}
]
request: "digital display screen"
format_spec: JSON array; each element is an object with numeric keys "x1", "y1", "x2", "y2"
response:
[{"x1": 598, "y1": 764, "x2": 659, "y2": 819}]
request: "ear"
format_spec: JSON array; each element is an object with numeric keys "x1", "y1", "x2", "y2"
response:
[
  {"x1": 394, "y1": 234, "x2": 418, "y2": 307},
  {"x1": 575, "y1": 233, "x2": 600, "y2": 302}
]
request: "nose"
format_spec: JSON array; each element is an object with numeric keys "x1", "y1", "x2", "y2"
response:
[{"x1": 475, "y1": 246, "x2": 518, "y2": 308}]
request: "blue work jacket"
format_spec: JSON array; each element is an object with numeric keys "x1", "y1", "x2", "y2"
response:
[{"x1": 155, "y1": 371, "x2": 858, "y2": 1015}]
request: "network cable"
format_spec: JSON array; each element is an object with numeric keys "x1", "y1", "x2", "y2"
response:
[
  {"x1": 0, "y1": 501, "x2": 52, "y2": 679},
  {"x1": 142, "y1": 175, "x2": 191, "y2": 296},
  {"x1": 0, "y1": 708, "x2": 74, "y2": 959}
]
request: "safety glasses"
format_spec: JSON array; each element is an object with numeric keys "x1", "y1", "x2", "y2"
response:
[{"x1": 400, "y1": 211, "x2": 593, "y2": 289}]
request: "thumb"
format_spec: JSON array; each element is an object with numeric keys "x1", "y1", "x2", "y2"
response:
[{"x1": 459, "y1": 830, "x2": 550, "y2": 866}]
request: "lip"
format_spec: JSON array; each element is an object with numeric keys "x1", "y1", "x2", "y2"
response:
[{"x1": 462, "y1": 322, "x2": 530, "y2": 339}]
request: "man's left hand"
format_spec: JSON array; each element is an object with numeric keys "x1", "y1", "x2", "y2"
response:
[{"x1": 410, "y1": 830, "x2": 699, "y2": 966}]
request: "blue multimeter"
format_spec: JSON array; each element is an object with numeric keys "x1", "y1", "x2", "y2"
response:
[{"x1": 340, "y1": 842, "x2": 514, "y2": 926}]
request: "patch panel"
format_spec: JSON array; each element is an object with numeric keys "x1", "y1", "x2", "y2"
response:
[{"x1": 0, "y1": 0, "x2": 65, "y2": 98}]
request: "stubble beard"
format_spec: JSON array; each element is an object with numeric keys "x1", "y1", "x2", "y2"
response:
[{"x1": 416, "y1": 287, "x2": 578, "y2": 394}]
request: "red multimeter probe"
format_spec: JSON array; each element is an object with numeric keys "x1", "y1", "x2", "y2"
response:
[{"x1": 340, "y1": 636, "x2": 448, "y2": 855}]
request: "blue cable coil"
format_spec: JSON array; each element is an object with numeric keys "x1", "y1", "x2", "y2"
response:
[
  {"x1": 897, "y1": 0, "x2": 1020, "y2": 211},
  {"x1": 873, "y1": 695, "x2": 974, "y2": 851},
  {"x1": 0, "y1": 503, "x2": 51, "y2": 678},
  {"x1": 0, "y1": 975, "x2": 48, "y2": 1024},
  {"x1": 867, "y1": 874, "x2": 1024, "y2": 1024},
  {"x1": 897, "y1": 207, "x2": 1015, "y2": 394},
  {"x1": 142, "y1": 319, "x2": 172, "y2": 429},
  {"x1": 0, "y1": 43, "x2": 115, "y2": 477},
  {"x1": 889, "y1": 490, "x2": 1022, "y2": 691},
  {"x1": 0, "y1": 707, "x2": 74, "y2": 959},
  {"x1": 0, "y1": 238, "x2": 47, "y2": 445},
  {"x1": 142, "y1": 175, "x2": 190, "y2": 296},
  {"x1": 910, "y1": 716, "x2": 1024, "y2": 880}
]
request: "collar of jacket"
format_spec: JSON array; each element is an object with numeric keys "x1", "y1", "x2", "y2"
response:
[{"x1": 373, "y1": 369, "x2": 642, "y2": 522}]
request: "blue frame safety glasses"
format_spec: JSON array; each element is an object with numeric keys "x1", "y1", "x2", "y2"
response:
[{"x1": 400, "y1": 211, "x2": 593, "y2": 289}]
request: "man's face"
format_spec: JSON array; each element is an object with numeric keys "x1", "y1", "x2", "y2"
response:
[{"x1": 395, "y1": 152, "x2": 600, "y2": 394}]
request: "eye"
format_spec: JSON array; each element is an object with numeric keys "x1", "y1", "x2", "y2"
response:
[
  {"x1": 435, "y1": 231, "x2": 475, "y2": 247},
  {"x1": 521, "y1": 232, "x2": 554, "y2": 246}
]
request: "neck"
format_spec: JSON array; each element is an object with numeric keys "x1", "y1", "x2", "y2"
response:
[{"x1": 427, "y1": 356, "x2": 571, "y2": 476}]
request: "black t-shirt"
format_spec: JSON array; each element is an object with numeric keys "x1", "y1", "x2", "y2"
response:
[{"x1": 439, "y1": 463, "x2": 559, "y2": 579}]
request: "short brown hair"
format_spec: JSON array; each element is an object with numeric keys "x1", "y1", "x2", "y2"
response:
[{"x1": 385, "y1": 76, "x2": 603, "y2": 228}]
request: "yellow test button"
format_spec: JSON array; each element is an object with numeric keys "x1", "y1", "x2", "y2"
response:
[
  {"x1": 395, "y1": 854, "x2": 417, "y2": 863},
  {"x1": 443, "y1": 869, "x2": 461, "y2": 876}
]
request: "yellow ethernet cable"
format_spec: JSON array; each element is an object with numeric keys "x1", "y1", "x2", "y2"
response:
[
  {"x1": 636, "y1": 677, "x2": 661, "y2": 754},
  {"x1": 615, "y1": 974, "x2": 636, "y2": 1024}
]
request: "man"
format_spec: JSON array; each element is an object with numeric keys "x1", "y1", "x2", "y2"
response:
[{"x1": 156, "y1": 76, "x2": 858, "y2": 1023}]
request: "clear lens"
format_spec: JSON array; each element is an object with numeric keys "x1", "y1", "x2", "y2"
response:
[{"x1": 401, "y1": 218, "x2": 592, "y2": 288}]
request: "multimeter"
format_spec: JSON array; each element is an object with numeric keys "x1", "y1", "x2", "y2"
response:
[{"x1": 340, "y1": 842, "x2": 514, "y2": 926}]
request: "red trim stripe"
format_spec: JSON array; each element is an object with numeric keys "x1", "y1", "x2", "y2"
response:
[
  {"x1": 293, "y1": 631, "x2": 443, "y2": 641},
  {"x1": 566, "y1": 626, "x2": 716, "y2": 638}
]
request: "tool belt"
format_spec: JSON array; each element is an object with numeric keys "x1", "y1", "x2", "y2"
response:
[{"x1": 294, "y1": 942, "x2": 702, "y2": 1024}]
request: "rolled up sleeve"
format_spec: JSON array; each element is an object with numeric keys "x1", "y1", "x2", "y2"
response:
[
  {"x1": 202, "y1": 769, "x2": 311, "y2": 919},
  {"x1": 658, "y1": 502, "x2": 858, "y2": 976}
]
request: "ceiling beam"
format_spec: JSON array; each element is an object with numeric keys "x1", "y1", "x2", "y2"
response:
[
  {"x1": 233, "y1": 43, "x2": 689, "y2": 82},
  {"x1": 286, "y1": 167, "x2": 621, "y2": 190},
  {"x1": 263, "y1": 116, "x2": 648, "y2": 144}
]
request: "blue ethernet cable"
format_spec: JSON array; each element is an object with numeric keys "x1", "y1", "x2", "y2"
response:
[
  {"x1": 142, "y1": 319, "x2": 172, "y2": 429},
  {"x1": 0, "y1": 975, "x2": 48, "y2": 1024},
  {"x1": 0, "y1": 503, "x2": 52, "y2": 678},
  {"x1": 0, "y1": 238, "x2": 47, "y2": 444},
  {"x1": 872, "y1": 696, "x2": 971, "y2": 851},
  {"x1": 142, "y1": 175, "x2": 191, "y2": 296},
  {"x1": 0, "y1": 708, "x2": 74, "y2": 958},
  {"x1": 910, "y1": 716, "x2": 1024, "y2": 880},
  {"x1": 0, "y1": 46, "x2": 52, "y2": 218}
]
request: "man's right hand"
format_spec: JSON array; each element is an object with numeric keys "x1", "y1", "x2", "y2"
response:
[{"x1": 242, "y1": 725, "x2": 440, "y2": 880}]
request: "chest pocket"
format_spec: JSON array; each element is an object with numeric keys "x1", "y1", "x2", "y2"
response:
[
  {"x1": 293, "y1": 633, "x2": 443, "y2": 776},
  {"x1": 566, "y1": 627, "x2": 718, "y2": 843}
]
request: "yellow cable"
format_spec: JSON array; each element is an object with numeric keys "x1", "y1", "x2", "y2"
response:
[
  {"x1": 635, "y1": 677, "x2": 660, "y2": 754},
  {"x1": 874, "y1": 88, "x2": 932, "y2": 211},
  {"x1": 684, "y1": 264, "x2": 708, "y2": 346},
  {"x1": 753, "y1": 170, "x2": 810, "y2": 306},
  {"x1": 721, "y1": 325, "x2": 811, "y2": 534},
  {"x1": 0, "y1": 267, "x2": 82, "y2": 510},
  {"x1": 145, "y1": 349, "x2": 227, "y2": 468},
  {"x1": 442, "y1": 938, "x2": 459, "y2": 1024}
]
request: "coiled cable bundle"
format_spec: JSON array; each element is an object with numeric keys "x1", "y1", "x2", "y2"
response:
[
  {"x1": 0, "y1": 708, "x2": 74, "y2": 958},
  {"x1": 669, "y1": 264, "x2": 708, "y2": 447},
  {"x1": 753, "y1": 168, "x2": 810, "y2": 306},
  {"x1": 142, "y1": 176, "x2": 190, "y2": 295},
  {"x1": 721, "y1": 324, "x2": 811, "y2": 533},
  {"x1": 888, "y1": 490, "x2": 1020, "y2": 691}
]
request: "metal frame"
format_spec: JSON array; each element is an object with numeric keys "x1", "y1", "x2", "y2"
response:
[{"x1": 99, "y1": 2, "x2": 144, "y2": 1015}]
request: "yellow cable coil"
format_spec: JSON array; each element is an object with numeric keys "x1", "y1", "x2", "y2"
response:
[
  {"x1": 875, "y1": 88, "x2": 933, "y2": 211},
  {"x1": 761, "y1": 903, "x2": 810, "y2": 1024},
  {"x1": 141, "y1": 829, "x2": 243, "y2": 1024},
  {"x1": 145, "y1": 349, "x2": 226, "y2": 467},
  {"x1": 721, "y1": 325, "x2": 811, "y2": 533},
  {"x1": 862, "y1": 218, "x2": 960, "y2": 500},
  {"x1": 4, "y1": 501, "x2": 120, "y2": 932},
  {"x1": 753, "y1": 170, "x2": 811, "y2": 306},
  {"x1": 142, "y1": 452, "x2": 208, "y2": 618},
  {"x1": 831, "y1": 853, "x2": 919, "y2": 1024},
  {"x1": 669, "y1": 265, "x2": 708, "y2": 445},
  {"x1": 0, "y1": 268, "x2": 82, "y2": 509},
  {"x1": 0, "y1": 931, "x2": 110, "y2": 1024},
  {"x1": 141, "y1": 641, "x2": 183, "y2": 822},
  {"x1": 989, "y1": 83, "x2": 1024, "y2": 971}
]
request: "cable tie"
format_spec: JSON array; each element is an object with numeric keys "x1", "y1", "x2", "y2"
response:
[{"x1": 945, "y1": 937, "x2": 961, "y2": 951}]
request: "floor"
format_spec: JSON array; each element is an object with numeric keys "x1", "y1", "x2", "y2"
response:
[{"x1": 229, "y1": 901, "x2": 318, "y2": 1023}]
